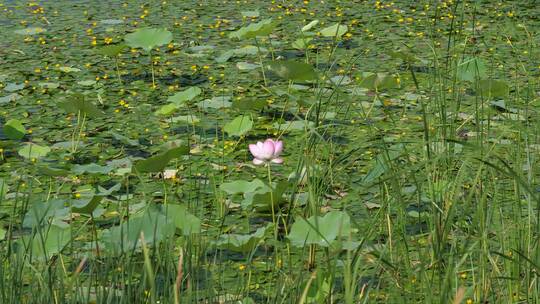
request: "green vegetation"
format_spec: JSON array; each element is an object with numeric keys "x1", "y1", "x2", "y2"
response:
[{"x1": 0, "y1": 0, "x2": 539, "y2": 303}]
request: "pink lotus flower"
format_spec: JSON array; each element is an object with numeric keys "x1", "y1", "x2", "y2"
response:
[{"x1": 249, "y1": 139, "x2": 283, "y2": 165}]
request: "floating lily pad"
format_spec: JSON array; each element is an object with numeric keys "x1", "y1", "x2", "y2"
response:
[
  {"x1": 171, "y1": 115, "x2": 200, "y2": 124},
  {"x1": 236, "y1": 62, "x2": 260, "y2": 70},
  {"x1": 39, "y1": 82, "x2": 60, "y2": 89},
  {"x1": 18, "y1": 143, "x2": 51, "y2": 159},
  {"x1": 77, "y1": 80, "x2": 97, "y2": 86},
  {"x1": 4, "y1": 83, "x2": 25, "y2": 92},
  {"x1": 478, "y1": 79, "x2": 509, "y2": 98},
  {"x1": 100, "y1": 19, "x2": 123, "y2": 25},
  {"x1": 167, "y1": 86, "x2": 202, "y2": 104},
  {"x1": 266, "y1": 60, "x2": 318, "y2": 82},
  {"x1": 160, "y1": 204, "x2": 201, "y2": 235},
  {"x1": 223, "y1": 115, "x2": 253, "y2": 137},
  {"x1": 457, "y1": 57, "x2": 487, "y2": 82},
  {"x1": 0, "y1": 93, "x2": 21, "y2": 104},
  {"x1": 96, "y1": 44, "x2": 127, "y2": 57},
  {"x1": 220, "y1": 179, "x2": 266, "y2": 195},
  {"x1": 134, "y1": 145, "x2": 189, "y2": 173},
  {"x1": 155, "y1": 103, "x2": 180, "y2": 116},
  {"x1": 57, "y1": 66, "x2": 81, "y2": 73},
  {"x1": 22, "y1": 225, "x2": 71, "y2": 261},
  {"x1": 58, "y1": 95, "x2": 103, "y2": 117},
  {"x1": 3, "y1": 119, "x2": 26, "y2": 140},
  {"x1": 302, "y1": 20, "x2": 319, "y2": 32},
  {"x1": 241, "y1": 10, "x2": 260, "y2": 18},
  {"x1": 197, "y1": 96, "x2": 232, "y2": 109},
  {"x1": 229, "y1": 19, "x2": 276, "y2": 40},
  {"x1": 14, "y1": 27, "x2": 46, "y2": 35},
  {"x1": 287, "y1": 211, "x2": 352, "y2": 247},
  {"x1": 214, "y1": 226, "x2": 269, "y2": 252},
  {"x1": 101, "y1": 206, "x2": 176, "y2": 253},
  {"x1": 125, "y1": 28, "x2": 173, "y2": 52},
  {"x1": 320, "y1": 23, "x2": 348, "y2": 38}
]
